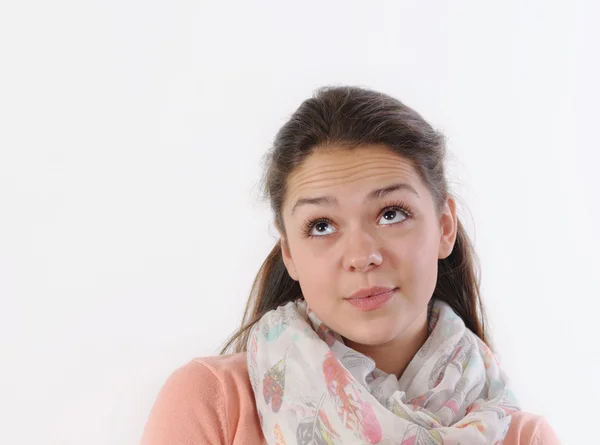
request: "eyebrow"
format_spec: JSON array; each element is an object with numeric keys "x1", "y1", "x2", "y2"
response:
[{"x1": 290, "y1": 182, "x2": 420, "y2": 215}]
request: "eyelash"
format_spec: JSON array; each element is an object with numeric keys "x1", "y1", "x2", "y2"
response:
[{"x1": 301, "y1": 200, "x2": 414, "y2": 239}]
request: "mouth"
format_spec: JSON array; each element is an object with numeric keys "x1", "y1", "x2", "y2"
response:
[
  {"x1": 344, "y1": 287, "x2": 397, "y2": 311},
  {"x1": 346, "y1": 286, "x2": 397, "y2": 300}
]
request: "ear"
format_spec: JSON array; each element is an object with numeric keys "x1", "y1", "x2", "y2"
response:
[
  {"x1": 275, "y1": 222, "x2": 299, "y2": 281},
  {"x1": 280, "y1": 237, "x2": 299, "y2": 281},
  {"x1": 438, "y1": 196, "x2": 458, "y2": 260}
]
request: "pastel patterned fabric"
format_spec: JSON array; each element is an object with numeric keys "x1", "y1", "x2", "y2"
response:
[{"x1": 247, "y1": 298, "x2": 520, "y2": 445}]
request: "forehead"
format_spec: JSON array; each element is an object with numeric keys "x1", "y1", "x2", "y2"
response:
[{"x1": 284, "y1": 144, "x2": 424, "y2": 212}]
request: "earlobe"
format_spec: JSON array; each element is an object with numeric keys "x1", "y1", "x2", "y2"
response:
[
  {"x1": 438, "y1": 197, "x2": 458, "y2": 260},
  {"x1": 280, "y1": 237, "x2": 299, "y2": 281}
]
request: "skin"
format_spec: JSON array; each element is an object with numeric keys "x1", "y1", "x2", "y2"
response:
[{"x1": 278, "y1": 144, "x2": 458, "y2": 378}]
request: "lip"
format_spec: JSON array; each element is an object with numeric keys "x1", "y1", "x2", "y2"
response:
[
  {"x1": 344, "y1": 288, "x2": 396, "y2": 311},
  {"x1": 346, "y1": 286, "x2": 397, "y2": 300}
]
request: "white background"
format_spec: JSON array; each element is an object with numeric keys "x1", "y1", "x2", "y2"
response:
[{"x1": 1, "y1": 1, "x2": 598, "y2": 443}]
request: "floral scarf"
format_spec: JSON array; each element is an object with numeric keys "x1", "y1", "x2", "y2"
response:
[{"x1": 247, "y1": 298, "x2": 520, "y2": 444}]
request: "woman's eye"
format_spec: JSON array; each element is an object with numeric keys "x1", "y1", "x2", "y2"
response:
[
  {"x1": 378, "y1": 209, "x2": 406, "y2": 225},
  {"x1": 307, "y1": 208, "x2": 407, "y2": 237},
  {"x1": 310, "y1": 221, "x2": 337, "y2": 236}
]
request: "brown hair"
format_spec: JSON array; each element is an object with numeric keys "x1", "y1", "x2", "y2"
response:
[{"x1": 218, "y1": 86, "x2": 493, "y2": 355}]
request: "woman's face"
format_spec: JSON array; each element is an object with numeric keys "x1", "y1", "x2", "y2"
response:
[{"x1": 279, "y1": 144, "x2": 457, "y2": 348}]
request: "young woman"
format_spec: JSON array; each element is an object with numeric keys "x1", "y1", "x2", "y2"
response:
[{"x1": 140, "y1": 87, "x2": 560, "y2": 444}]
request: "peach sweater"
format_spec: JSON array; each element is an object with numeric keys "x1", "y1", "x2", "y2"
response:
[{"x1": 140, "y1": 353, "x2": 560, "y2": 445}]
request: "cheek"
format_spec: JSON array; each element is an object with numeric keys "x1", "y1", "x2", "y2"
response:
[
  {"x1": 296, "y1": 249, "x2": 335, "y2": 290},
  {"x1": 293, "y1": 244, "x2": 338, "y2": 305},
  {"x1": 401, "y1": 230, "x2": 440, "y2": 297},
  {"x1": 298, "y1": 256, "x2": 337, "y2": 293}
]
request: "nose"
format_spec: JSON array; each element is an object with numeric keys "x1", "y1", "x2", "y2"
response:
[{"x1": 342, "y1": 228, "x2": 383, "y2": 272}]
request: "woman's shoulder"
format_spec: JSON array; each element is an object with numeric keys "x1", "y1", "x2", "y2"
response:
[
  {"x1": 504, "y1": 411, "x2": 561, "y2": 445},
  {"x1": 140, "y1": 353, "x2": 263, "y2": 445},
  {"x1": 152, "y1": 352, "x2": 251, "y2": 402},
  {"x1": 191, "y1": 351, "x2": 249, "y2": 375}
]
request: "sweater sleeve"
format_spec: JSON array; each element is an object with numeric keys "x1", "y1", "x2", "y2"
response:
[
  {"x1": 532, "y1": 417, "x2": 561, "y2": 445},
  {"x1": 139, "y1": 360, "x2": 230, "y2": 445},
  {"x1": 496, "y1": 411, "x2": 562, "y2": 445}
]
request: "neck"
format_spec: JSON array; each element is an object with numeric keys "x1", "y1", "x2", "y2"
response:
[{"x1": 343, "y1": 309, "x2": 430, "y2": 379}]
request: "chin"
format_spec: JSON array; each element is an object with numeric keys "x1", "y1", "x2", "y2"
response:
[{"x1": 344, "y1": 327, "x2": 398, "y2": 347}]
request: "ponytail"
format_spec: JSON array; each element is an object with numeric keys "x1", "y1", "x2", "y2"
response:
[
  {"x1": 218, "y1": 241, "x2": 301, "y2": 355},
  {"x1": 433, "y1": 219, "x2": 493, "y2": 351}
]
